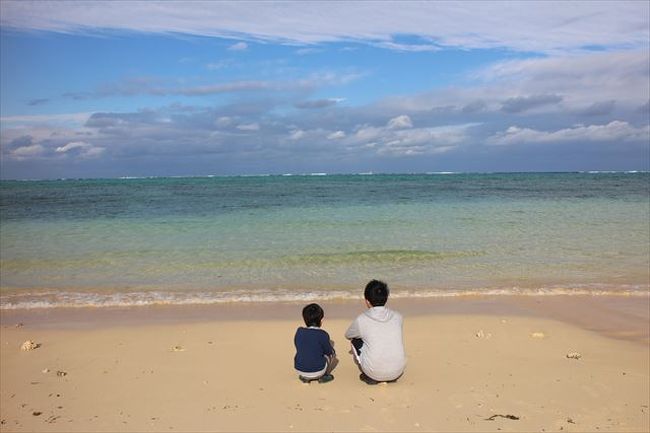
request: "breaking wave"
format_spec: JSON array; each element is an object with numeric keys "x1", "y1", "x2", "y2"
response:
[{"x1": 1, "y1": 285, "x2": 647, "y2": 310}]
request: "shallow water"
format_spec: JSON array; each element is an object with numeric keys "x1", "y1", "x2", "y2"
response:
[{"x1": 1, "y1": 172, "x2": 648, "y2": 308}]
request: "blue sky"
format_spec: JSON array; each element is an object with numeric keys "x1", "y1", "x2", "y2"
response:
[{"x1": 1, "y1": 1, "x2": 649, "y2": 179}]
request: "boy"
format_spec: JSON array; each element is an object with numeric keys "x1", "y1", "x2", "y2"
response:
[
  {"x1": 294, "y1": 303, "x2": 337, "y2": 383},
  {"x1": 345, "y1": 279, "x2": 406, "y2": 384}
]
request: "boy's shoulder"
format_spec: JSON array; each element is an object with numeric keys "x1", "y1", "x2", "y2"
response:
[
  {"x1": 357, "y1": 306, "x2": 403, "y2": 316},
  {"x1": 355, "y1": 307, "x2": 403, "y2": 324},
  {"x1": 388, "y1": 307, "x2": 403, "y2": 322},
  {"x1": 296, "y1": 326, "x2": 330, "y2": 336}
]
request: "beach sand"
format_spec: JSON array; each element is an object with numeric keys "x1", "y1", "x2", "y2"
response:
[{"x1": 1, "y1": 297, "x2": 648, "y2": 432}]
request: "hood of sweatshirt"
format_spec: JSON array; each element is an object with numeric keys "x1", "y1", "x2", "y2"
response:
[{"x1": 363, "y1": 306, "x2": 394, "y2": 322}]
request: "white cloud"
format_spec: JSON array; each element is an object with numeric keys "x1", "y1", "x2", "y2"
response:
[
  {"x1": 378, "y1": 144, "x2": 455, "y2": 157},
  {"x1": 289, "y1": 129, "x2": 305, "y2": 140},
  {"x1": 215, "y1": 116, "x2": 234, "y2": 128},
  {"x1": 351, "y1": 122, "x2": 478, "y2": 156},
  {"x1": 2, "y1": 2, "x2": 647, "y2": 54},
  {"x1": 1, "y1": 123, "x2": 97, "y2": 151},
  {"x1": 10, "y1": 144, "x2": 46, "y2": 159},
  {"x1": 295, "y1": 98, "x2": 345, "y2": 109},
  {"x1": 295, "y1": 48, "x2": 322, "y2": 55},
  {"x1": 56, "y1": 141, "x2": 89, "y2": 152},
  {"x1": 0, "y1": 112, "x2": 92, "y2": 127},
  {"x1": 354, "y1": 125, "x2": 383, "y2": 141},
  {"x1": 228, "y1": 41, "x2": 248, "y2": 51},
  {"x1": 487, "y1": 121, "x2": 650, "y2": 146},
  {"x1": 327, "y1": 130, "x2": 346, "y2": 140},
  {"x1": 55, "y1": 141, "x2": 105, "y2": 158},
  {"x1": 376, "y1": 126, "x2": 469, "y2": 156},
  {"x1": 374, "y1": 41, "x2": 440, "y2": 52},
  {"x1": 381, "y1": 49, "x2": 650, "y2": 113},
  {"x1": 476, "y1": 50, "x2": 650, "y2": 107},
  {"x1": 387, "y1": 115, "x2": 413, "y2": 129}
]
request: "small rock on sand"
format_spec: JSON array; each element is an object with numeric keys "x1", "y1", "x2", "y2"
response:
[
  {"x1": 566, "y1": 352, "x2": 582, "y2": 360},
  {"x1": 170, "y1": 345, "x2": 185, "y2": 352},
  {"x1": 56, "y1": 370, "x2": 67, "y2": 377},
  {"x1": 531, "y1": 332, "x2": 545, "y2": 338},
  {"x1": 42, "y1": 368, "x2": 50, "y2": 374},
  {"x1": 20, "y1": 340, "x2": 39, "y2": 351}
]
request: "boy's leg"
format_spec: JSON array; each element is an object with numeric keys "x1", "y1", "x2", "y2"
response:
[
  {"x1": 324, "y1": 354, "x2": 338, "y2": 375},
  {"x1": 297, "y1": 356, "x2": 337, "y2": 383},
  {"x1": 313, "y1": 356, "x2": 336, "y2": 383},
  {"x1": 349, "y1": 338, "x2": 388, "y2": 384},
  {"x1": 297, "y1": 367, "x2": 326, "y2": 382},
  {"x1": 350, "y1": 338, "x2": 363, "y2": 357}
]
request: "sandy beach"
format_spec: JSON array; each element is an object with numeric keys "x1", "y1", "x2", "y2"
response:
[{"x1": 1, "y1": 296, "x2": 648, "y2": 432}]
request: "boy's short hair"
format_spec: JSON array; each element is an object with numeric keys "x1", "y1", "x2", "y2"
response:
[
  {"x1": 364, "y1": 279, "x2": 389, "y2": 306},
  {"x1": 302, "y1": 303, "x2": 324, "y2": 327}
]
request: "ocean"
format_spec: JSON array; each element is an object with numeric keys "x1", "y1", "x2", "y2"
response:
[{"x1": 1, "y1": 172, "x2": 648, "y2": 309}]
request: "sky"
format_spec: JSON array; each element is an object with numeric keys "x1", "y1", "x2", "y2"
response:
[{"x1": 0, "y1": 1, "x2": 649, "y2": 179}]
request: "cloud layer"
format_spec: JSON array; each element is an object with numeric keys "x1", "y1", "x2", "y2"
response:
[
  {"x1": 1, "y1": 2, "x2": 648, "y2": 178},
  {"x1": 488, "y1": 121, "x2": 650, "y2": 146},
  {"x1": 2, "y1": 1, "x2": 648, "y2": 54},
  {"x1": 3, "y1": 48, "x2": 649, "y2": 176}
]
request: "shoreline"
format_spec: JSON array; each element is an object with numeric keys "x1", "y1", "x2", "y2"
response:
[{"x1": 2, "y1": 294, "x2": 648, "y2": 345}]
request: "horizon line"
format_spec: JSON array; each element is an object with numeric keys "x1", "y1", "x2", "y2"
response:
[{"x1": 1, "y1": 170, "x2": 648, "y2": 182}]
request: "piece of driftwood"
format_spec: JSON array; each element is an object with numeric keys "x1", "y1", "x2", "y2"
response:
[{"x1": 485, "y1": 414, "x2": 520, "y2": 421}]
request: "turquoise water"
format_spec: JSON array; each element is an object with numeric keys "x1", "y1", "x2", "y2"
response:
[{"x1": 1, "y1": 173, "x2": 648, "y2": 308}]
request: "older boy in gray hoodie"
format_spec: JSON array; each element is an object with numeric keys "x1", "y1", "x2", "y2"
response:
[{"x1": 345, "y1": 279, "x2": 406, "y2": 384}]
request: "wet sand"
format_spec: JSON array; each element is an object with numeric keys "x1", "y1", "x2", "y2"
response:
[{"x1": 2, "y1": 295, "x2": 648, "y2": 343}]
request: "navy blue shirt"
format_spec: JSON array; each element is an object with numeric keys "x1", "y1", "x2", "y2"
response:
[{"x1": 293, "y1": 327, "x2": 334, "y2": 373}]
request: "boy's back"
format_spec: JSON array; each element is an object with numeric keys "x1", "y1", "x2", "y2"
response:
[
  {"x1": 294, "y1": 326, "x2": 333, "y2": 373},
  {"x1": 345, "y1": 305, "x2": 406, "y2": 382}
]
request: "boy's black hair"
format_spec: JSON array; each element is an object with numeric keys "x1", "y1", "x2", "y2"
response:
[
  {"x1": 302, "y1": 303, "x2": 324, "y2": 327},
  {"x1": 364, "y1": 279, "x2": 389, "y2": 306}
]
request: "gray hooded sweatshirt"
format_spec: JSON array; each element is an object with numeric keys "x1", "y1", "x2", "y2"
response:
[{"x1": 345, "y1": 306, "x2": 406, "y2": 381}]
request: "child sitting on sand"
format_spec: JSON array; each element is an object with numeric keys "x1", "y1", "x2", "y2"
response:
[
  {"x1": 294, "y1": 303, "x2": 337, "y2": 383},
  {"x1": 345, "y1": 279, "x2": 406, "y2": 384}
]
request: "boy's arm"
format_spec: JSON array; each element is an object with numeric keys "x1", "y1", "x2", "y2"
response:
[
  {"x1": 344, "y1": 318, "x2": 361, "y2": 340},
  {"x1": 322, "y1": 331, "x2": 335, "y2": 356}
]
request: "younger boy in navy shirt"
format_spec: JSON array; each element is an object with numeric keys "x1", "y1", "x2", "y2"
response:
[{"x1": 294, "y1": 303, "x2": 337, "y2": 383}]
